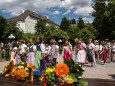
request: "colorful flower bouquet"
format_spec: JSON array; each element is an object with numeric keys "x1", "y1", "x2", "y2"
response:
[
  {"x1": 2, "y1": 61, "x2": 36, "y2": 81},
  {"x1": 43, "y1": 59, "x2": 87, "y2": 86}
]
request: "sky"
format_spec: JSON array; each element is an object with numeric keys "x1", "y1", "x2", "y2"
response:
[{"x1": 0, "y1": 0, "x2": 95, "y2": 25}]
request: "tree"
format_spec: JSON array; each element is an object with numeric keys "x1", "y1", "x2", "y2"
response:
[
  {"x1": 60, "y1": 16, "x2": 70, "y2": 31},
  {"x1": 77, "y1": 17, "x2": 85, "y2": 29},
  {"x1": 0, "y1": 16, "x2": 23, "y2": 41},
  {"x1": 92, "y1": 0, "x2": 115, "y2": 40},
  {"x1": 0, "y1": 16, "x2": 7, "y2": 41},
  {"x1": 3, "y1": 23, "x2": 23, "y2": 40},
  {"x1": 35, "y1": 19, "x2": 46, "y2": 34},
  {"x1": 43, "y1": 26, "x2": 69, "y2": 42},
  {"x1": 67, "y1": 24, "x2": 79, "y2": 46},
  {"x1": 70, "y1": 19, "x2": 76, "y2": 24},
  {"x1": 78, "y1": 28, "x2": 95, "y2": 43}
]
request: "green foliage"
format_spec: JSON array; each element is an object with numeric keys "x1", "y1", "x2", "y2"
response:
[
  {"x1": 35, "y1": 19, "x2": 46, "y2": 34},
  {"x1": 78, "y1": 28, "x2": 95, "y2": 43},
  {"x1": 0, "y1": 16, "x2": 23, "y2": 41},
  {"x1": 77, "y1": 17, "x2": 85, "y2": 29},
  {"x1": 67, "y1": 25, "x2": 79, "y2": 45},
  {"x1": 3, "y1": 23, "x2": 23, "y2": 40},
  {"x1": 64, "y1": 59, "x2": 84, "y2": 80},
  {"x1": 60, "y1": 16, "x2": 70, "y2": 31},
  {"x1": 0, "y1": 16, "x2": 7, "y2": 40},
  {"x1": 43, "y1": 26, "x2": 69, "y2": 42},
  {"x1": 92, "y1": 0, "x2": 115, "y2": 40},
  {"x1": 70, "y1": 19, "x2": 76, "y2": 24},
  {"x1": 22, "y1": 33, "x2": 35, "y2": 43}
]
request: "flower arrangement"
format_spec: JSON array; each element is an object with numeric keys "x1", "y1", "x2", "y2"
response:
[
  {"x1": 2, "y1": 61, "x2": 14, "y2": 77},
  {"x1": 44, "y1": 59, "x2": 85, "y2": 86},
  {"x1": 10, "y1": 65, "x2": 29, "y2": 80},
  {"x1": 2, "y1": 62, "x2": 36, "y2": 81}
]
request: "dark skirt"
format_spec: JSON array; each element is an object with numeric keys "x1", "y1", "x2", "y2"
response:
[
  {"x1": 40, "y1": 57, "x2": 46, "y2": 72},
  {"x1": 87, "y1": 50, "x2": 94, "y2": 62}
]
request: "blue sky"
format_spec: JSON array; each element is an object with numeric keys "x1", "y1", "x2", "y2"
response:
[{"x1": 0, "y1": 0, "x2": 95, "y2": 25}]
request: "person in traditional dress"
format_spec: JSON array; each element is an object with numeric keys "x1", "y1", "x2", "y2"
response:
[
  {"x1": 102, "y1": 43, "x2": 107, "y2": 64},
  {"x1": 87, "y1": 39, "x2": 95, "y2": 67},
  {"x1": 10, "y1": 47, "x2": 17, "y2": 65},
  {"x1": 27, "y1": 39, "x2": 36, "y2": 65},
  {"x1": 19, "y1": 40, "x2": 28, "y2": 62},
  {"x1": 98, "y1": 40, "x2": 103, "y2": 61},
  {"x1": 35, "y1": 37, "x2": 45, "y2": 73},
  {"x1": 76, "y1": 39, "x2": 86, "y2": 69},
  {"x1": 44, "y1": 42, "x2": 51, "y2": 67},
  {"x1": 49, "y1": 39, "x2": 59, "y2": 65},
  {"x1": 63, "y1": 40, "x2": 72, "y2": 61},
  {"x1": 94, "y1": 40, "x2": 99, "y2": 62},
  {"x1": 111, "y1": 41, "x2": 115, "y2": 62}
]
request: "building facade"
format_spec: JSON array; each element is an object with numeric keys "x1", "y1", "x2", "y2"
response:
[{"x1": 7, "y1": 10, "x2": 58, "y2": 33}]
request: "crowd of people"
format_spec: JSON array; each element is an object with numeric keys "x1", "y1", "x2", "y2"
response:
[
  {"x1": 75, "y1": 39, "x2": 115, "y2": 70},
  {"x1": 0, "y1": 37, "x2": 115, "y2": 72}
]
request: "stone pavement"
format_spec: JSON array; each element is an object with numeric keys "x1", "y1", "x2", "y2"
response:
[
  {"x1": 0, "y1": 61, "x2": 9, "y2": 73},
  {"x1": 0, "y1": 53, "x2": 115, "y2": 80}
]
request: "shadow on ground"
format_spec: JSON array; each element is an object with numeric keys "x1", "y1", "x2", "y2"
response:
[{"x1": 109, "y1": 74, "x2": 115, "y2": 79}]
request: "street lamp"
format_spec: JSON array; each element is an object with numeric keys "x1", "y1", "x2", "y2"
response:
[
  {"x1": 8, "y1": 34, "x2": 15, "y2": 42},
  {"x1": 58, "y1": 39, "x2": 62, "y2": 54},
  {"x1": 58, "y1": 39, "x2": 62, "y2": 49},
  {"x1": 105, "y1": 1, "x2": 109, "y2": 6}
]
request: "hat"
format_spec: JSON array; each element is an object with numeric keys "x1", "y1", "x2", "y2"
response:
[{"x1": 13, "y1": 47, "x2": 17, "y2": 50}]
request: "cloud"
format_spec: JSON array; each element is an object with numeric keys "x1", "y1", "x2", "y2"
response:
[
  {"x1": 76, "y1": 17, "x2": 94, "y2": 23},
  {"x1": 62, "y1": 0, "x2": 93, "y2": 16},
  {"x1": 83, "y1": 17, "x2": 94, "y2": 23},
  {"x1": 0, "y1": 0, "x2": 62, "y2": 16},
  {"x1": 0, "y1": 0, "x2": 94, "y2": 17},
  {"x1": 74, "y1": 6, "x2": 94, "y2": 16},
  {"x1": 52, "y1": 10, "x2": 61, "y2": 15}
]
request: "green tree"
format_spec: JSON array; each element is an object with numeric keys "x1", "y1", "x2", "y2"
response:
[
  {"x1": 77, "y1": 17, "x2": 85, "y2": 29},
  {"x1": 0, "y1": 16, "x2": 7, "y2": 41},
  {"x1": 78, "y1": 28, "x2": 95, "y2": 43},
  {"x1": 67, "y1": 24, "x2": 79, "y2": 46},
  {"x1": 3, "y1": 23, "x2": 23, "y2": 40},
  {"x1": 92, "y1": 0, "x2": 115, "y2": 40},
  {"x1": 0, "y1": 16, "x2": 23, "y2": 41},
  {"x1": 43, "y1": 26, "x2": 69, "y2": 42},
  {"x1": 35, "y1": 19, "x2": 46, "y2": 34},
  {"x1": 70, "y1": 19, "x2": 76, "y2": 24},
  {"x1": 60, "y1": 16, "x2": 70, "y2": 31}
]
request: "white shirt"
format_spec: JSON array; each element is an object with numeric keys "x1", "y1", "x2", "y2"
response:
[
  {"x1": 19, "y1": 44, "x2": 27, "y2": 54},
  {"x1": 112, "y1": 44, "x2": 115, "y2": 52},
  {"x1": 99, "y1": 45, "x2": 103, "y2": 51},
  {"x1": 45, "y1": 46, "x2": 51, "y2": 54},
  {"x1": 94, "y1": 45, "x2": 99, "y2": 51},
  {"x1": 29, "y1": 45, "x2": 36, "y2": 51},
  {"x1": 40, "y1": 43, "x2": 45, "y2": 53}
]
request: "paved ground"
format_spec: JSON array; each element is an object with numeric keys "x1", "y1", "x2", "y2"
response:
[{"x1": 0, "y1": 52, "x2": 115, "y2": 80}]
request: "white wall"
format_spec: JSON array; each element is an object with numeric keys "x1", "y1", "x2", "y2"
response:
[
  {"x1": 24, "y1": 15, "x2": 37, "y2": 33},
  {"x1": 16, "y1": 21, "x2": 25, "y2": 32}
]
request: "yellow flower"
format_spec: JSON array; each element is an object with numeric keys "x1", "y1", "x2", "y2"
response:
[
  {"x1": 67, "y1": 77, "x2": 74, "y2": 84},
  {"x1": 46, "y1": 68, "x2": 54, "y2": 74}
]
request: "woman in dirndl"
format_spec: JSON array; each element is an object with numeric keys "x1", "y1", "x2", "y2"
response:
[
  {"x1": 27, "y1": 39, "x2": 36, "y2": 65},
  {"x1": 87, "y1": 39, "x2": 95, "y2": 67},
  {"x1": 35, "y1": 37, "x2": 45, "y2": 73},
  {"x1": 49, "y1": 39, "x2": 59, "y2": 65},
  {"x1": 63, "y1": 40, "x2": 72, "y2": 61},
  {"x1": 76, "y1": 39, "x2": 86, "y2": 69}
]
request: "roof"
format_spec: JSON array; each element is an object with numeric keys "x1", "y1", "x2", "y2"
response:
[{"x1": 7, "y1": 10, "x2": 59, "y2": 26}]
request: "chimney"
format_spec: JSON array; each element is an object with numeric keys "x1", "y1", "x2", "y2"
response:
[{"x1": 22, "y1": 10, "x2": 25, "y2": 13}]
